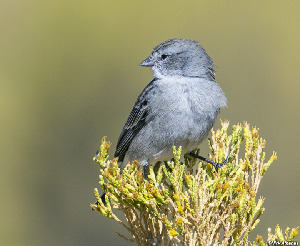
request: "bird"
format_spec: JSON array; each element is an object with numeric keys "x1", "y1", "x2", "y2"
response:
[{"x1": 100, "y1": 38, "x2": 227, "y2": 203}]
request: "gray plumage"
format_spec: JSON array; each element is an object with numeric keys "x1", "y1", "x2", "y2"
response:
[{"x1": 114, "y1": 38, "x2": 227, "y2": 168}]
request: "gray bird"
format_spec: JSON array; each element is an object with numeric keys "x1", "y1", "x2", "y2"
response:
[
  {"x1": 99, "y1": 38, "x2": 227, "y2": 203},
  {"x1": 115, "y1": 38, "x2": 227, "y2": 170}
]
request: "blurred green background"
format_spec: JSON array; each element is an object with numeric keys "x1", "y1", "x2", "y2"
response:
[{"x1": 1, "y1": 1, "x2": 299, "y2": 245}]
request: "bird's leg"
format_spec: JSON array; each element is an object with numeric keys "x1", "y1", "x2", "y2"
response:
[
  {"x1": 188, "y1": 152, "x2": 230, "y2": 171},
  {"x1": 143, "y1": 165, "x2": 148, "y2": 179}
]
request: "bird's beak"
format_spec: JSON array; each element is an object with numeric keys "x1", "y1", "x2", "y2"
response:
[{"x1": 139, "y1": 56, "x2": 155, "y2": 67}]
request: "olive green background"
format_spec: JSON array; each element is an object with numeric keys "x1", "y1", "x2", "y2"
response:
[{"x1": 1, "y1": 1, "x2": 299, "y2": 245}]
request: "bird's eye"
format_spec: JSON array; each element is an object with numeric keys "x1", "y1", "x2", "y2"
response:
[{"x1": 161, "y1": 54, "x2": 168, "y2": 60}]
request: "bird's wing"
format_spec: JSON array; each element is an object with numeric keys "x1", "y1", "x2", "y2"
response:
[{"x1": 114, "y1": 79, "x2": 157, "y2": 162}]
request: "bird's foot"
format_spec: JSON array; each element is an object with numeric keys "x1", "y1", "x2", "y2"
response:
[{"x1": 188, "y1": 152, "x2": 230, "y2": 171}]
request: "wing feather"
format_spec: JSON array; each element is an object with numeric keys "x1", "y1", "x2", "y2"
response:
[{"x1": 114, "y1": 79, "x2": 157, "y2": 161}]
